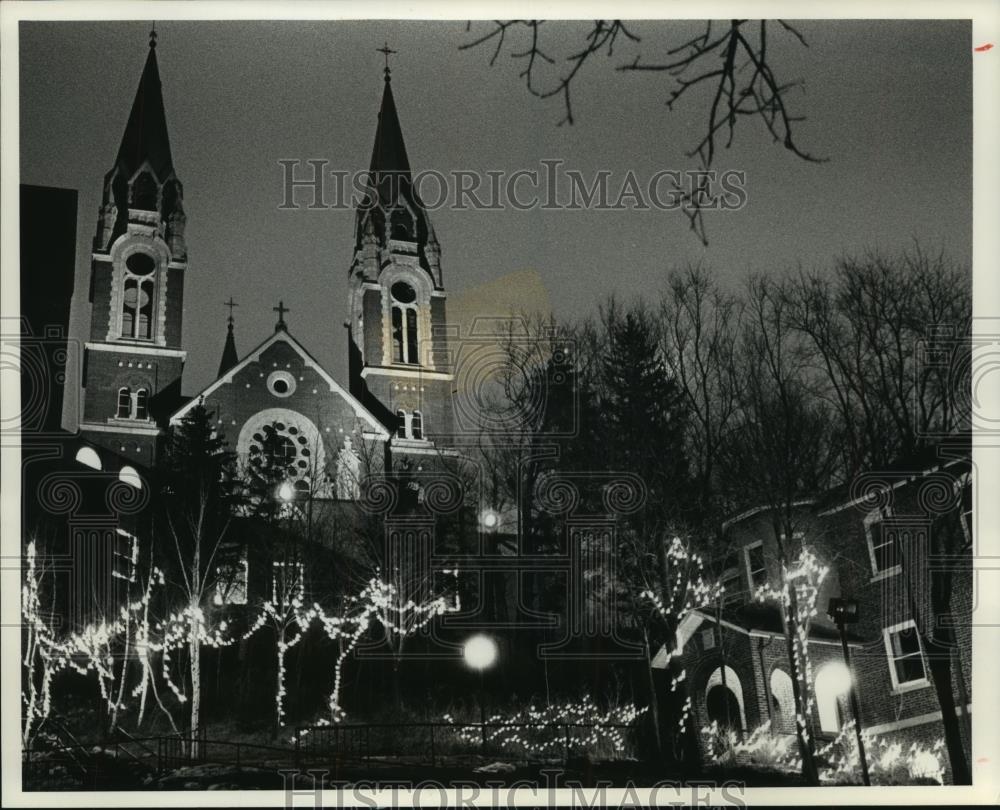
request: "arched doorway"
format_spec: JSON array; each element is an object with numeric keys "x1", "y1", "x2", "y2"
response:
[
  {"x1": 769, "y1": 668, "x2": 795, "y2": 734},
  {"x1": 703, "y1": 664, "x2": 747, "y2": 735},
  {"x1": 706, "y1": 685, "x2": 742, "y2": 735}
]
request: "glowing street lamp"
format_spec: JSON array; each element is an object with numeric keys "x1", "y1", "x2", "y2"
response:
[
  {"x1": 463, "y1": 634, "x2": 498, "y2": 749},
  {"x1": 277, "y1": 481, "x2": 295, "y2": 503},
  {"x1": 827, "y1": 596, "x2": 870, "y2": 785},
  {"x1": 480, "y1": 508, "x2": 500, "y2": 531},
  {"x1": 463, "y1": 634, "x2": 498, "y2": 671}
]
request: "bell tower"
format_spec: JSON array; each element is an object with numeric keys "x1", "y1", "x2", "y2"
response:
[
  {"x1": 347, "y1": 55, "x2": 454, "y2": 460},
  {"x1": 79, "y1": 30, "x2": 187, "y2": 463}
]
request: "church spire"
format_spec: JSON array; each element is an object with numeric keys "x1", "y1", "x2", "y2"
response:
[
  {"x1": 353, "y1": 51, "x2": 441, "y2": 288},
  {"x1": 115, "y1": 29, "x2": 174, "y2": 183},
  {"x1": 94, "y1": 30, "x2": 185, "y2": 257},
  {"x1": 218, "y1": 298, "x2": 239, "y2": 377}
]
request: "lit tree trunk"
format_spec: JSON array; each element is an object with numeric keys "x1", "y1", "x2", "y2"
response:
[{"x1": 782, "y1": 583, "x2": 818, "y2": 784}]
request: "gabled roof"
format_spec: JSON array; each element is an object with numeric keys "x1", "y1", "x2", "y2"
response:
[
  {"x1": 115, "y1": 40, "x2": 173, "y2": 181},
  {"x1": 169, "y1": 329, "x2": 390, "y2": 439}
]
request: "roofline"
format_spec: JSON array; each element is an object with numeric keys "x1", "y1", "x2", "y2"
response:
[
  {"x1": 721, "y1": 499, "x2": 817, "y2": 531},
  {"x1": 168, "y1": 329, "x2": 390, "y2": 439}
]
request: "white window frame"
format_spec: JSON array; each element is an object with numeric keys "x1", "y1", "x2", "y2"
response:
[
  {"x1": 865, "y1": 507, "x2": 901, "y2": 580},
  {"x1": 882, "y1": 619, "x2": 930, "y2": 693},
  {"x1": 744, "y1": 540, "x2": 767, "y2": 593}
]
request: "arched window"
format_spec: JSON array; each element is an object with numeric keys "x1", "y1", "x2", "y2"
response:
[
  {"x1": 116, "y1": 387, "x2": 132, "y2": 419},
  {"x1": 396, "y1": 410, "x2": 408, "y2": 439},
  {"x1": 131, "y1": 171, "x2": 158, "y2": 211},
  {"x1": 390, "y1": 208, "x2": 414, "y2": 240},
  {"x1": 390, "y1": 281, "x2": 419, "y2": 365},
  {"x1": 75, "y1": 446, "x2": 102, "y2": 470},
  {"x1": 411, "y1": 410, "x2": 423, "y2": 440},
  {"x1": 122, "y1": 276, "x2": 154, "y2": 340},
  {"x1": 815, "y1": 662, "x2": 852, "y2": 734},
  {"x1": 134, "y1": 388, "x2": 149, "y2": 420},
  {"x1": 704, "y1": 665, "x2": 747, "y2": 735},
  {"x1": 769, "y1": 668, "x2": 795, "y2": 733},
  {"x1": 335, "y1": 440, "x2": 361, "y2": 501}
]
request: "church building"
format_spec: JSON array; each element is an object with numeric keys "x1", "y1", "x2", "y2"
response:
[{"x1": 77, "y1": 33, "x2": 458, "y2": 499}]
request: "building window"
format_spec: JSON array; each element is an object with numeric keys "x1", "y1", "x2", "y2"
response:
[
  {"x1": 865, "y1": 508, "x2": 899, "y2": 575},
  {"x1": 214, "y1": 547, "x2": 248, "y2": 606},
  {"x1": 396, "y1": 409, "x2": 408, "y2": 439},
  {"x1": 718, "y1": 551, "x2": 743, "y2": 606},
  {"x1": 131, "y1": 171, "x2": 158, "y2": 211},
  {"x1": 272, "y1": 560, "x2": 304, "y2": 605},
  {"x1": 335, "y1": 439, "x2": 361, "y2": 501},
  {"x1": 390, "y1": 281, "x2": 419, "y2": 365},
  {"x1": 700, "y1": 628, "x2": 716, "y2": 651},
  {"x1": 112, "y1": 528, "x2": 138, "y2": 583},
  {"x1": 411, "y1": 410, "x2": 423, "y2": 440},
  {"x1": 122, "y1": 276, "x2": 154, "y2": 340},
  {"x1": 116, "y1": 387, "x2": 132, "y2": 419},
  {"x1": 745, "y1": 541, "x2": 767, "y2": 591},
  {"x1": 134, "y1": 388, "x2": 149, "y2": 420},
  {"x1": 390, "y1": 208, "x2": 414, "y2": 240},
  {"x1": 884, "y1": 621, "x2": 928, "y2": 690}
]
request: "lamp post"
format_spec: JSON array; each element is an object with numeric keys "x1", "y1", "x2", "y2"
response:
[
  {"x1": 463, "y1": 634, "x2": 498, "y2": 751},
  {"x1": 827, "y1": 596, "x2": 870, "y2": 785}
]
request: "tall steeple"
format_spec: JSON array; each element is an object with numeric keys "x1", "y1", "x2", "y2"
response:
[
  {"x1": 94, "y1": 27, "x2": 185, "y2": 259},
  {"x1": 346, "y1": 52, "x2": 454, "y2": 452},
  {"x1": 352, "y1": 59, "x2": 441, "y2": 289},
  {"x1": 218, "y1": 298, "x2": 239, "y2": 377},
  {"x1": 80, "y1": 29, "x2": 188, "y2": 464}
]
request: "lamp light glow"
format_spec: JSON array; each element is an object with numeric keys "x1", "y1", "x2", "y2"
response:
[{"x1": 463, "y1": 634, "x2": 498, "y2": 671}]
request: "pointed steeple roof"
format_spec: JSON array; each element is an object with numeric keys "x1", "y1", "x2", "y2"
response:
[
  {"x1": 218, "y1": 321, "x2": 239, "y2": 378},
  {"x1": 369, "y1": 76, "x2": 411, "y2": 179},
  {"x1": 115, "y1": 34, "x2": 173, "y2": 181}
]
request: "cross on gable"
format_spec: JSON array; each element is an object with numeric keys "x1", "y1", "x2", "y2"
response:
[
  {"x1": 224, "y1": 297, "x2": 238, "y2": 324},
  {"x1": 273, "y1": 300, "x2": 290, "y2": 332}
]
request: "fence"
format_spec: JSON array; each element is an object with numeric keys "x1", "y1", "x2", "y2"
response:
[{"x1": 23, "y1": 720, "x2": 641, "y2": 787}]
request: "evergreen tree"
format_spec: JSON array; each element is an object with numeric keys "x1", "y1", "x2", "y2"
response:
[{"x1": 599, "y1": 305, "x2": 691, "y2": 525}]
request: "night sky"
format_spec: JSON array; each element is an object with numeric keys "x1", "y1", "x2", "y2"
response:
[{"x1": 17, "y1": 20, "x2": 971, "y2": 427}]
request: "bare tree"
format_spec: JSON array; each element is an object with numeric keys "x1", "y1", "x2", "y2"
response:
[
  {"x1": 721, "y1": 275, "x2": 842, "y2": 785},
  {"x1": 461, "y1": 20, "x2": 824, "y2": 243}
]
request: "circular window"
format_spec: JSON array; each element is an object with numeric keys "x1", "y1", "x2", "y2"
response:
[
  {"x1": 267, "y1": 371, "x2": 296, "y2": 398},
  {"x1": 391, "y1": 281, "x2": 417, "y2": 304},
  {"x1": 126, "y1": 252, "x2": 156, "y2": 276}
]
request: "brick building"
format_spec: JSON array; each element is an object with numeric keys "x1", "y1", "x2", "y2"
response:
[{"x1": 664, "y1": 448, "x2": 973, "y2": 782}]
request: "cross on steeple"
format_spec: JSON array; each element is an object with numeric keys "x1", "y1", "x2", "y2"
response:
[
  {"x1": 224, "y1": 297, "x2": 238, "y2": 326},
  {"x1": 377, "y1": 41, "x2": 397, "y2": 80},
  {"x1": 149, "y1": 23, "x2": 157, "y2": 49},
  {"x1": 273, "y1": 300, "x2": 290, "y2": 332}
]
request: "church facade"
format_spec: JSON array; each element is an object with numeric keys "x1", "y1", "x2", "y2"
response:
[{"x1": 77, "y1": 35, "x2": 457, "y2": 496}]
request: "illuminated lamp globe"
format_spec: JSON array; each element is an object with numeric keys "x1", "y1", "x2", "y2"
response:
[
  {"x1": 463, "y1": 634, "x2": 498, "y2": 671},
  {"x1": 277, "y1": 482, "x2": 295, "y2": 502},
  {"x1": 824, "y1": 660, "x2": 853, "y2": 695}
]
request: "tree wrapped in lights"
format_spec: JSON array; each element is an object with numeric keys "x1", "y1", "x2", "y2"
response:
[
  {"x1": 635, "y1": 534, "x2": 722, "y2": 760},
  {"x1": 157, "y1": 403, "x2": 240, "y2": 752},
  {"x1": 22, "y1": 540, "x2": 63, "y2": 746},
  {"x1": 754, "y1": 547, "x2": 829, "y2": 779}
]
